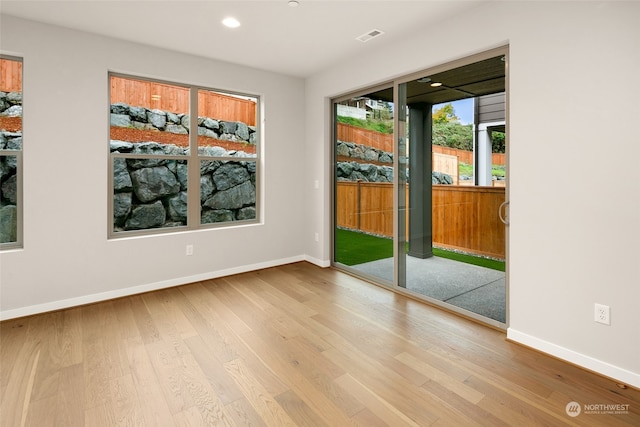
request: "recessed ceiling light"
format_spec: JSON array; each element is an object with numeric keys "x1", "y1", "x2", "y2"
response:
[
  {"x1": 288, "y1": 0, "x2": 299, "y2": 6},
  {"x1": 417, "y1": 77, "x2": 431, "y2": 84},
  {"x1": 430, "y1": 82, "x2": 443, "y2": 87},
  {"x1": 222, "y1": 17, "x2": 241, "y2": 28}
]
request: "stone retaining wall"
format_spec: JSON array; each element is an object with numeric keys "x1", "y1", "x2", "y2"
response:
[
  {"x1": 112, "y1": 141, "x2": 256, "y2": 231},
  {"x1": 110, "y1": 102, "x2": 257, "y2": 144},
  {"x1": 0, "y1": 91, "x2": 22, "y2": 243},
  {"x1": 336, "y1": 139, "x2": 452, "y2": 184},
  {"x1": 110, "y1": 103, "x2": 257, "y2": 231}
]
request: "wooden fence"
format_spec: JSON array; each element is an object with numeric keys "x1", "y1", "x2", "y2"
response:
[
  {"x1": 336, "y1": 181, "x2": 505, "y2": 259},
  {"x1": 433, "y1": 152, "x2": 459, "y2": 184},
  {"x1": 110, "y1": 76, "x2": 256, "y2": 126},
  {"x1": 336, "y1": 181, "x2": 395, "y2": 237},
  {"x1": 432, "y1": 185, "x2": 505, "y2": 259},
  {"x1": 0, "y1": 62, "x2": 256, "y2": 125},
  {"x1": 432, "y1": 145, "x2": 472, "y2": 164},
  {"x1": 432, "y1": 145, "x2": 505, "y2": 166},
  {"x1": 0, "y1": 58, "x2": 22, "y2": 92}
]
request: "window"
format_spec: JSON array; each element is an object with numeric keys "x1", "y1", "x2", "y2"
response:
[
  {"x1": 109, "y1": 74, "x2": 259, "y2": 237},
  {"x1": 0, "y1": 56, "x2": 22, "y2": 249}
]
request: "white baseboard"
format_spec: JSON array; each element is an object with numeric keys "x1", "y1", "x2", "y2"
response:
[
  {"x1": 507, "y1": 328, "x2": 640, "y2": 389},
  {"x1": 0, "y1": 255, "x2": 307, "y2": 321},
  {"x1": 304, "y1": 254, "x2": 331, "y2": 268}
]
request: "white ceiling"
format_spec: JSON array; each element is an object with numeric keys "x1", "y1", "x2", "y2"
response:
[{"x1": 0, "y1": 0, "x2": 484, "y2": 78}]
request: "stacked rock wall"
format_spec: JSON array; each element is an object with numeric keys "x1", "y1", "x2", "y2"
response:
[
  {"x1": 110, "y1": 103, "x2": 257, "y2": 231},
  {"x1": 110, "y1": 102, "x2": 257, "y2": 144},
  {"x1": 0, "y1": 91, "x2": 22, "y2": 243},
  {"x1": 336, "y1": 139, "x2": 452, "y2": 184},
  {"x1": 336, "y1": 140, "x2": 394, "y2": 183}
]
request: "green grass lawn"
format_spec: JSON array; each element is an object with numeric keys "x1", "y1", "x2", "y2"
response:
[
  {"x1": 335, "y1": 228, "x2": 505, "y2": 271},
  {"x1": 459, "y1": 162, "x2": 505, "y2": 179}
]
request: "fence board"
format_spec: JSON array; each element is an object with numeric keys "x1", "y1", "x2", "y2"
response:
[
  {"x1": 109, "y1": 76, "x2": 256, "y2": 125},
  {"x1": 433, "y1": 153, "x2": 459, "y2": 184},
  {"x1": 336, "y1": 181, "x2": 360, "y2": 230},
  {"x1": 0, "y1": 58, "x2": 22, "y2": 92},
  {"x1": 358, "y1": 182, "x2": 394, "y2": 236},
  {"x1": 432, "y1": 145, "x2": 472, "y2": 164},
  {"x1": 336, "y1": 182, "x2": 505, "y2": 259},
  {"x1": 432, "y1": 185, "x2": 505, "y2": 259},
  {"x1": 432, "y1": 145, "x2": 505, "y2": 166},
  {"x1": 336, "y1": 181, "x2": 394, "y2": 236}
]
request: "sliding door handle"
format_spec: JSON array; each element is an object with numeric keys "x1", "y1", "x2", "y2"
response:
[{"x1": 499, "y1": 201, "x2": 509, "y2": 225}]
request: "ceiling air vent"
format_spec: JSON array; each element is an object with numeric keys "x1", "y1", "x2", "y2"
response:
[{"x1": 356, "y1": 29, "x2": 385, "y2": 43}]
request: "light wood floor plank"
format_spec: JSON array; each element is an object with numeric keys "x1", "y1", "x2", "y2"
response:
[
  {"x1": 109, "y1": 373, "x2": 144, "y2": 426},
  {"x1": 125, "y1": 337, "x2": 174, "y2": 426},
  {"x1": 82, "y1": 338, "x2": 112, "y2": 410},
  {"x1": 427, "y1": 343, "x2": 594, "y2": 425},
  {"x1": 274, "y1": 389, "x2": 330, "y2": 427},
  {"x1": 350, "y1": 408, "x2": 389, "y2": 427},
  {"x1": 2, "y1": 262, "x2": 638, "y2": 426},
  {"x1": 144, "y1": 288, "x2": 199, "y2": 340},
  {"x1": 184, "y1": 335, "x2": 245, "y2": 406},
  {"x1": 464, "y1": 374, "x2": 581, "y2": 426},
  {"x1": 420, "y1": 378, "x2": 510, "y2": 427},
  {"x1": 335, "y1": 373, "x2": 423, "y2": 427},
  {"x1": 0, "y1": 319, "x2": 28, "y2": 392},
  {"x1": 223, "y1": 358, "x2": 297, "y2": 427},
  {"x1": 237, "y1": 330, "x2": 363, "y2": 425},
  {"x1": 395, "y1": 351, "x2": 484, "y2": 404},
  {"x1": 44, "y1": 363, "x2": 85, "y2": 427},
  {"x1": 224, "y1": 397, "x2": 268, "y2": 427},
  {"x1": 201, "y1": 283, "x2": 255, "y2": 337},
  {"x1": 178, "y1": 282, "x2": 290, "y2": 397}
]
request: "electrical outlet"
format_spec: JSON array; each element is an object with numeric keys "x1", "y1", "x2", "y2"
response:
[
  {"x1": 594, "y1": 303, "x2": 610, "y2": 325},
  {"x1": 186, "y1": 244, "x2": 194, "y2": 256},
  {"x1": 314, "y1": 232, "x2": 319, "y2": 242}
]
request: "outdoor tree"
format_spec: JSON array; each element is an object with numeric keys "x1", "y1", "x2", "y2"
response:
[
  {"x1": 432, "y1": 103, "x2": 472, "y2": 150},
  {"x1": 491, "y1": 131, "x2": 505, "y2": 153},
  {"x1": 432, "y1": 103, "x2": 459, "y2": 124}
]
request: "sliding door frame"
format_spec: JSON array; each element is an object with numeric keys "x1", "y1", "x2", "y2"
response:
[
  {"x1": 330, "y1": 81, "x2": 395, "y2": 286},
  {"x1": 331, "y1": 45, "x2": 509, "y2": 329}
]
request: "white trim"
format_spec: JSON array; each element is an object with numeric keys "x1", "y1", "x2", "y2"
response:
[
  {"x1": 507, "y1": 328, "x2": 640, "y2": 389},
  {"x1": 303, "y1": 254, "x2": 331, "y2": 268},
  {"x1": 0, "y1": 255, "x2": 306, "y2": 321}
]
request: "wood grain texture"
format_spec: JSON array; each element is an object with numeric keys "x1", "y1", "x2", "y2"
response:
[
  {"x1": 109, "y1": 76, "x2": 257, "y2": 126},
  {"x1": 336, "y1": 182, "x2": 506, "y2": 259},
  {"x1": 1, "y1": 262, "x2": 638, "y2": 426}
]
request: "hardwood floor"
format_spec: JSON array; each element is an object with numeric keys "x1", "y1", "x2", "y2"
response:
[{"x1": 1, "y1": 262, "x2": 638, "y2": 426}]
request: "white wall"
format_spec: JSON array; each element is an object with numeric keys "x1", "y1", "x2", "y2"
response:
[
  {"x1": 0, "y1": 16, "x2": 307, "y2": 319},
  {"x1": 304, "y1": 1, "x2": 640, "y2": 387}
]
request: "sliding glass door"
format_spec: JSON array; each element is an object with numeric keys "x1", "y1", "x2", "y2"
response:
[
  {"x1": 397, "y1": 52, "x2": 507, "y2": 326},
  {"x1": 333, "y1": 48, "x2": 508, "y2": 327},
  {"x1": 333, "y1": 86, "x2": 395, "y2": 285}
]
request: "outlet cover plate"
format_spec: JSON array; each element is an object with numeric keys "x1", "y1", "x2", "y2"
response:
[{"x1": 594, "y1": 303, "x2": 610, "y2": 325}]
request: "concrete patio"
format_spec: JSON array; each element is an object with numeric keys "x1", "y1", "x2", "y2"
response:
[{"x1": 351, "y1": 256, "x2": 506, "y2": 323}]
